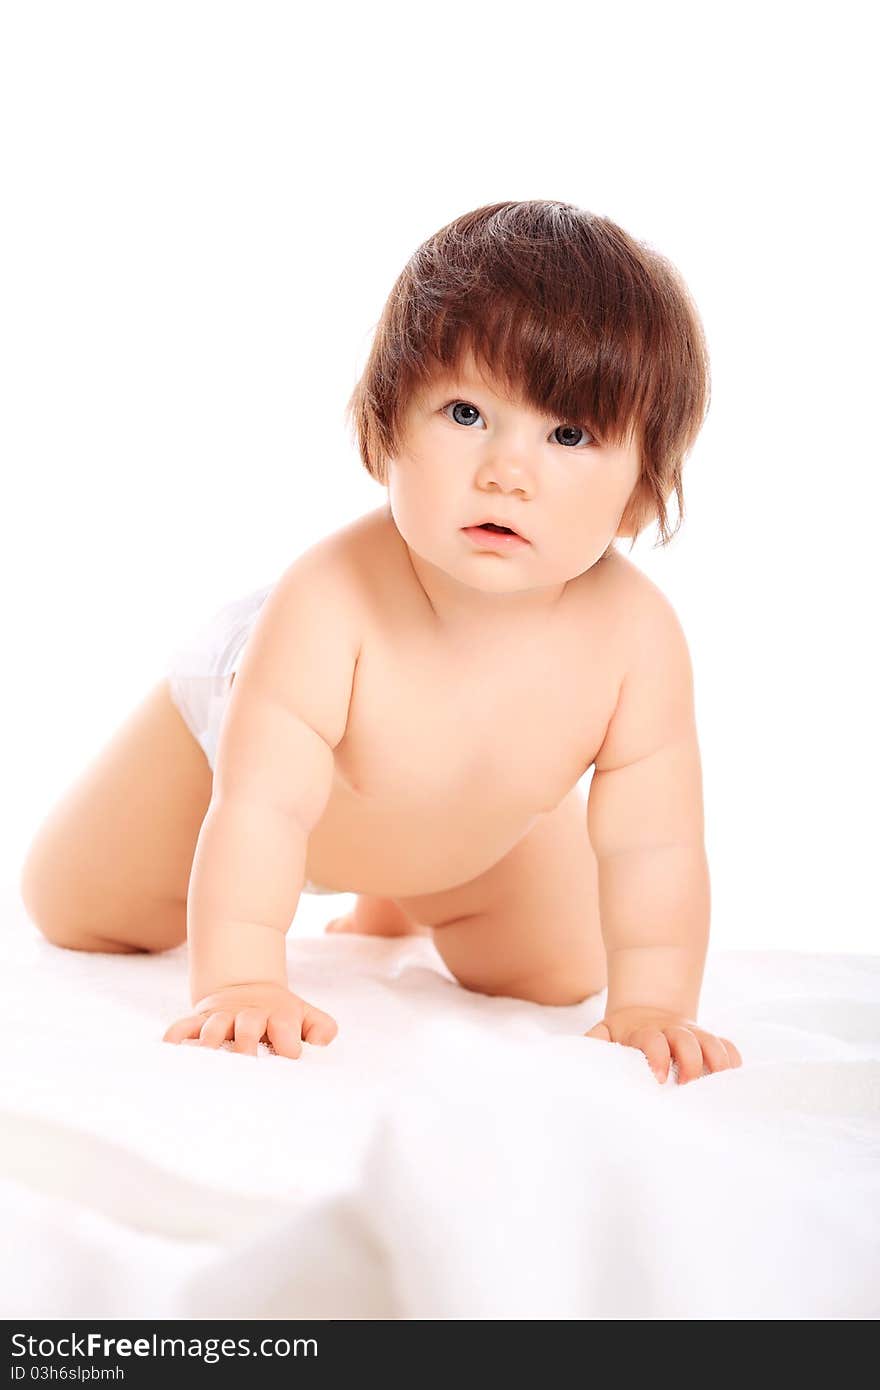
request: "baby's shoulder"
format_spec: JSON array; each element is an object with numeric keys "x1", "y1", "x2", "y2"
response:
[
  {"x1": 570, "y1": 548, "x2": 650, "y2": 624},
  {"x1": 306, "y1": 505, "x2": 411, "y2": 615},
  {"x1": 262, "y1": 508, "x2": 395, "y2": 662},
  {"x1": 279, "y1": 508, "x2": 386, "y2": 597},
  {"x1": 581, "y1": 548, "x2": 673, "y2": 618},
  {"x1": 568, "y1": 550, "x2": 680, "y2": 684}
]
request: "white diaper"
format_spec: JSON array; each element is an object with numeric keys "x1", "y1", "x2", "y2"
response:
[{"x1": 164, "y1": 582, "x2": 338, "y2": 897}]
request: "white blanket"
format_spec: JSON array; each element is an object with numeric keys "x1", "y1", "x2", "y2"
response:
[{"x1": 2, "y1": 887, "x2": 878, "y2": 1320}]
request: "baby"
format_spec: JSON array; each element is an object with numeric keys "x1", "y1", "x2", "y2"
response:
[{"x1": 20, "y1": 199, "x2": 742, "y2": 1087}]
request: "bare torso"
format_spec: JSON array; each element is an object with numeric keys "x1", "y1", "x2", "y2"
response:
[{"x1": 289, "y1": 507, "x2": 632, "y2": 904}]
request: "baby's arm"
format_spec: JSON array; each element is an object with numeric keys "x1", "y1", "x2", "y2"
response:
[
  {"x1": 164, "y1": 544, "x2": 360, "y2": 1056},
  {"x1": 585, "y1": 585, "x2": 741, "y2": 1083}
]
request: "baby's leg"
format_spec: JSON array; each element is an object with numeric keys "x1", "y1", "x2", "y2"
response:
[
  {"x1": 325, "y1": 895, "x2": 431, "y2": 937},
  {"x1": 19, "y1": 678, "x2": 213, "y2": 953},
  {"x1": 398, "y1": 786, "x2": 607, "y2": 1006}
]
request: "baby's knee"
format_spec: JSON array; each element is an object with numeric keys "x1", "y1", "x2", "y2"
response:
[{"x1": 27, "y1": 913, "x2": 143, "y2": 954}]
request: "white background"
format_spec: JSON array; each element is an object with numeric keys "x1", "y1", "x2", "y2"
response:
[{"x1": 2, "y1": 0, "x2": 876, "y2": 951}]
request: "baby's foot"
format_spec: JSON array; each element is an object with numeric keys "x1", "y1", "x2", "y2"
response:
[
  {"x1": 324, "y1": 912, "x2": 361, "y2": 934},
  {"x1": 324, "y1": 896, "x2": 429, "y2": 937}
]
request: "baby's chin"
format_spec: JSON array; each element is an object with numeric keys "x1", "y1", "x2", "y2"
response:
[
  {"x1": 451, "y1": 544, "x2": 595, "y2": 585},
  {"x1": 447, "y1": 560, "x2": 580, "y2": 601}
]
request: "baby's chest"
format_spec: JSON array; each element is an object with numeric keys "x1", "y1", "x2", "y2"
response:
[{"x1": 335, "y1": 645, "x2": 613, "y2": 813}]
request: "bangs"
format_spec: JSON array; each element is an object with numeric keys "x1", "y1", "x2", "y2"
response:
[{"x1": 408, "y1": 310, "x2": 644, "y2": 451}]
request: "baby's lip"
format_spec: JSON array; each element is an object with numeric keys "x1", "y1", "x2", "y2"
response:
[{"x1": 465, "y1": 518, "x2": 529, "y2": 541}]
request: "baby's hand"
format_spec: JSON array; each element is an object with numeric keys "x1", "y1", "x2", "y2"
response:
[
  {"x1": 585, "y1": 1005, "x2": 742, "y2": 1085},
  {"x1": 162, "y1": 981, "x2": 338, "y2": 1059}
]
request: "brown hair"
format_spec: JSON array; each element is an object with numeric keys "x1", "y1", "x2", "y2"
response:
[{"x1": 344, "y1": 199, "x2": 711, "y2": 554}]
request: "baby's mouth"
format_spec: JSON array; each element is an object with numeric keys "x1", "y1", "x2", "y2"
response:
[{"x1": 461, "y1": 521, "x2": 530, "y2": 548}]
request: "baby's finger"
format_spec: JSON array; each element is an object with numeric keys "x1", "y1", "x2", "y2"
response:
[
  {"x1": 301, "y1": 1004, "x2": 338, "y2": 1046},
  {"x1": 198, "y1": 1011, "x2": 235, "y2": 1049},
  {"x1": 232, "y1": 1007, "x2": 269, "y2": 1057},
  {"x1": 584, "y1": 1021, "x2": 611, "y2": 1042},
  {"x1": 633, "y1": 1029, "x2": 672, "y2": 1084},
  {"x1": 665, "y1": 1025, "x2": 704, "y2": 1083},
  {"x1": 266, "y1": 1015, "x2": 304, "y2": 1060},
  {"x1": 163, "y1": 1015, "x2": 205, "y2": 1044},
  {"x1": 694, "y1": 1030, "x2": 734, "y2": 1075},
  {"x1": 719, "y1": 1036, "x2": 743, "y2": 1067}
]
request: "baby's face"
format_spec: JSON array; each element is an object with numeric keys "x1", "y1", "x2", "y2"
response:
[{"x1": 386, "y1": 352, "x2": 642, "y2": 593}]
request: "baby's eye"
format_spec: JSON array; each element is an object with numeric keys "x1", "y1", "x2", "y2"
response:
[
  {"x1": 439, "y1": 400, "x2": 595, "y2": 448},
  {"x1": 552, "y1": 423, "x2": 595, "y2": 449}
]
